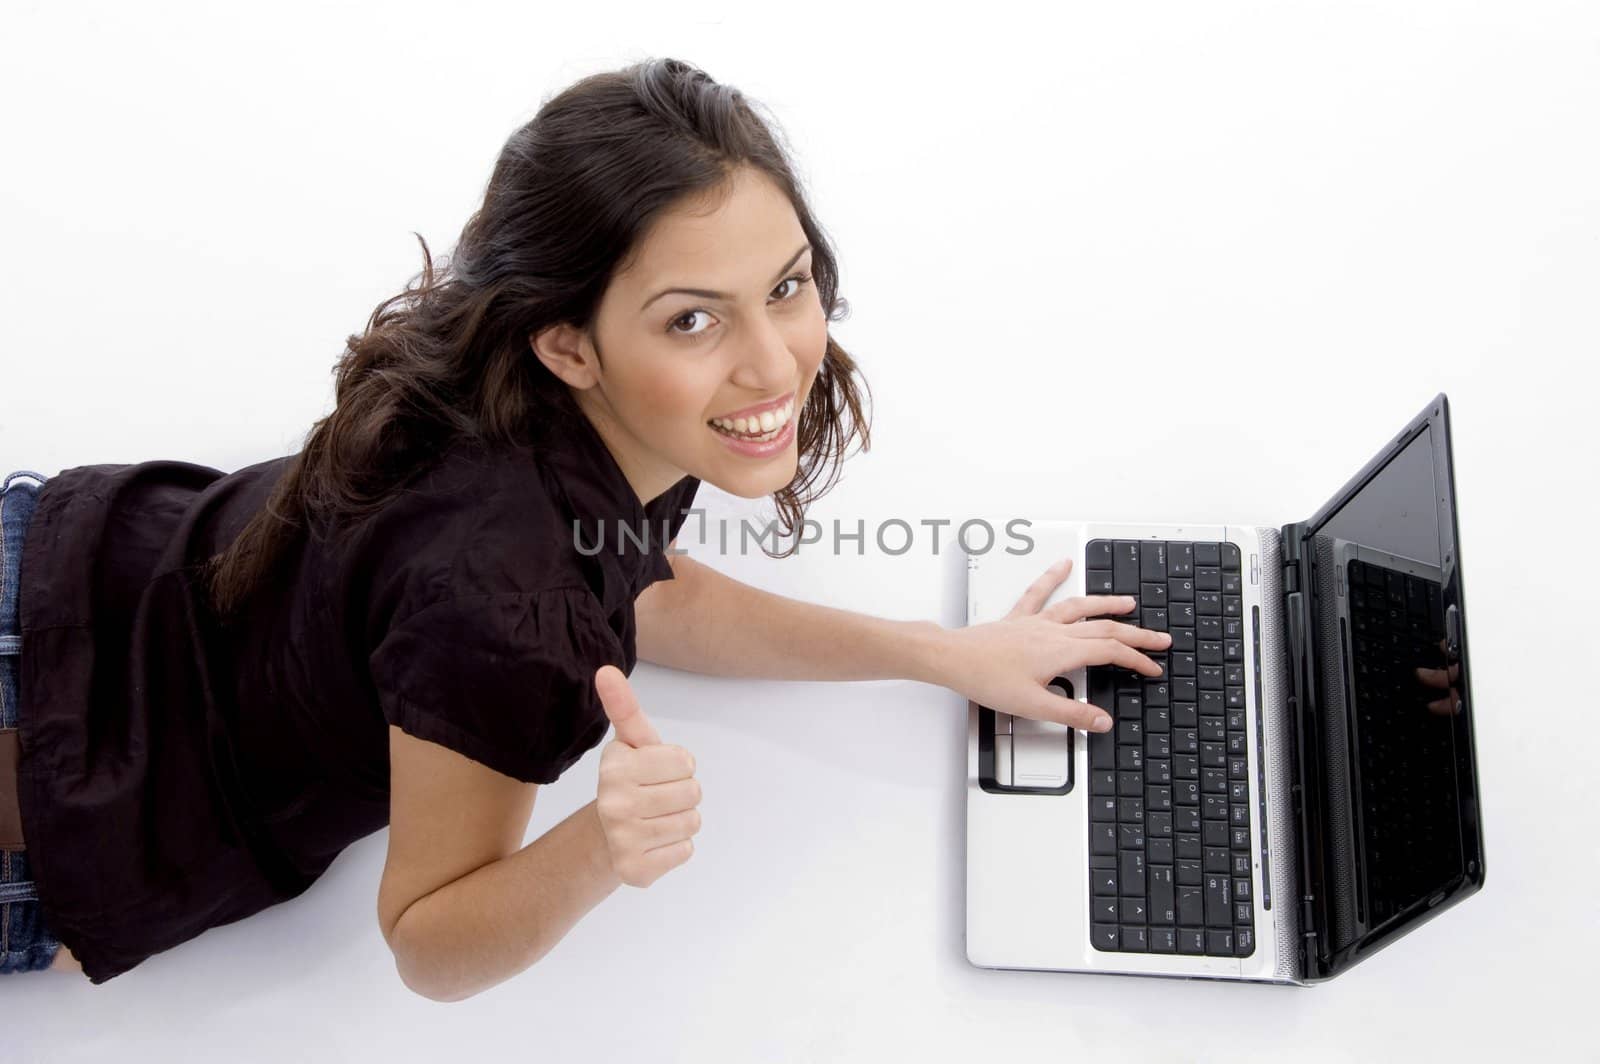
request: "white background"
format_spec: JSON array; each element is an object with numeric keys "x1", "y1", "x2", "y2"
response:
[{"x1": 4, "y1": 1, "x2": 1595, "y2": 1060}]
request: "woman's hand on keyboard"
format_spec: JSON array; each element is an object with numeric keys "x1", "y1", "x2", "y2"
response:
[{"x1": 932, "y1": 556, "x2": 1170, "y2": 733}]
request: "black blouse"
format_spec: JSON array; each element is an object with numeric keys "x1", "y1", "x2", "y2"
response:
[{"x1": 15, "y1": 398, "x2": 700, "y2": 985}]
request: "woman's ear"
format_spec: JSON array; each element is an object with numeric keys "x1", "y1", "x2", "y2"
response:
[{"x1": 530, "y1": 322, "x2": 600, "y2": 390}]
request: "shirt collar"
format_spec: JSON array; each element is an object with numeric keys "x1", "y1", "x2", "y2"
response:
[{"x1": 535, "y1": 387, "x2": 683, "y2": 605}]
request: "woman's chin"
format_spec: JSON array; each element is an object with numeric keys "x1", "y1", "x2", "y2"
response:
[{"x1": 705, "y1": 455, "x2": 797, "y2": 498}]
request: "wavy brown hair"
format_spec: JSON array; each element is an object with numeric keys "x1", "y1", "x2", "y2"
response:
[{"x1": 201, "y1": 57, "x2": 872, "y2": 627}]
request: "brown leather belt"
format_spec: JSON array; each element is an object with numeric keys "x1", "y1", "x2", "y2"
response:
[{"x1": 1, "y1": 727, "x2": 25, "y2": 851}]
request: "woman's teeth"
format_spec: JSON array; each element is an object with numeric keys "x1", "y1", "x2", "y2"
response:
[{"x1": 709, "y1": 397, "x2": 794, "y2": 441}]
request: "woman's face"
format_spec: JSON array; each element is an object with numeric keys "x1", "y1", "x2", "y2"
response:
[{"x1": 534, "y1": 165, "x2": 829, "y2": 504}]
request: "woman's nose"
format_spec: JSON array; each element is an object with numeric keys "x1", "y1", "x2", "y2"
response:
[{"x1": 729, "y1": 320, "x2": 796, "y2": 392}]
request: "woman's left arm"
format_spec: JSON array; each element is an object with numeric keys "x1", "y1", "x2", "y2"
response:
[
  {"x1": 633, "y1": 549, "x2": 1169, "y2": 733},
  {"x1": 634, "y1": 548, "x2": 947, "y2": 684}
]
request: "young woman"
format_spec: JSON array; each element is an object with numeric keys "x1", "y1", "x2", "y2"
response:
[{"x1": 0, "y1": 58, "x2": 1166, "y2": 993}]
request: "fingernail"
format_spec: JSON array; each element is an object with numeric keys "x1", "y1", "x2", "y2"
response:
[
  {"x1": 1122, "y1": 595, "x2": 1136, "y2": 604},
  {"x1": 1093, "y1": 715, "x2": 1112, "y2": 732}
]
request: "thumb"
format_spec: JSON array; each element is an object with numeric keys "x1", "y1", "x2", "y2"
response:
[
  {"x1": 595, "y1": 664, "x2": 661, "y2": 748},
  {"x1": 1032, "y1": 681, "x2": 1113, "y2": 733}
]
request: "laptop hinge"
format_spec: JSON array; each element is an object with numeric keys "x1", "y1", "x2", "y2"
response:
[{"x1": 1281, "y1": 555, "x2": 1299, "y2": 593}]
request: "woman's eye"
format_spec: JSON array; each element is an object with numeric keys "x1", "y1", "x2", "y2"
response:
[{"x1": 667, "y1": 271, "x2": 813, "y2": 340}]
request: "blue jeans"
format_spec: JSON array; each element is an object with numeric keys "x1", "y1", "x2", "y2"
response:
[{"x1": 1, "y1": 469, "x2": 63, "y2": 974}]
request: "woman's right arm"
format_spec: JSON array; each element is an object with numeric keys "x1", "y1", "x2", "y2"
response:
[
  {"x1": 381, "y1": 771, "x2": 620, "y2": 1003},
  {"x1": 379, "y1": 667, "x2": 700, "y2": 1002}
]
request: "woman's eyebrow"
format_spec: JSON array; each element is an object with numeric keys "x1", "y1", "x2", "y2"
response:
[{"x1": 639, "y1": 242, "x2": 812, "y2": 313}]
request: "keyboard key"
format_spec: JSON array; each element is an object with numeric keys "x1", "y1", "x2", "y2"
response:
[
  {"x1": 1178, "y1": 887, "x2": 1204, "y2": 926},
  {"x1": 1150, "y1": 927, "x2": 1177, "y2": 953},
  {"x1": 1151, "y1": 865, "x2": 1175, "y2": 923},
  {"x1": 1177, "y1": 860, "x2": 1202, "y2": 886},
  {"x1": 1092, "y1": 923, "x2": 1120, "y2": 951},
  {"x1": 1093, "y1": 824, "x2": 1116, "y2": 855},
  {"x1": 1120, "y1": 927, "x2": 1149, "y2": 952},
  {"x1": 1205, "y1": 875, "x2": 1231, "y2": 926},
  {"x1": 1120, "y1": 898, "x2": 1149, "y2": 923},
  {"x1": 1120, "y1": 852, "x2": 1146, "y2": 893},
  {"x1": 1169, "y1": 543, "x2": 1194, "y2": 577},
  {"x1": 1235, "y1": 927, "x2": 1255, "y2": 957},
  {"x1": 1177, "y1": 928, "x2": 1205, "y2": 955},
  {"x1": 1113, "y1": 541, "x2": 1141, "y2": 594},
  {"x1": 1176, "y1": 833, "x2": 1202, "y2": 861},
  {"x1": 1194, "y1": 542, "x2": 1220, "y2": 567},
  {"x1": 1220, "y1": 542, "x2": 1240, "y2": 570},
  {"x1": 1206, "y1": 929, "x2": 1234, "y2": 956},
  {"x1": 1141, "y1": 542, "x2": 1167, "y2": 581},
  {"x1": 1086, "y1": 540, "x2": 1113, "y2": 567}
]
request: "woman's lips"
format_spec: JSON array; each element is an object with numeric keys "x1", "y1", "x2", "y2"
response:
[
  {"x1": 708, "y1": 390, "x2": 795, "y2": 424},
  {"x1": 709, "y1": 413, "x2": 796, "y2": 458}
]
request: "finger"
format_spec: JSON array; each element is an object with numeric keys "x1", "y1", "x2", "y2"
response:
[
  {"x1": 1414, "y1": 665, "x2": 1450, "y2": 691},
  {"x1": 632, "y1": 743, "x2": 698, "y2": 785},
  {"x1": 1029, "y1": 684, "x2": 1113, "y2": 732},
  {"x1": 635, "y1": 777, "x2": 703, "y2": 818},
  {"x1": 1006, "y1": 557, "x2": 1073, "y2": 619},
  {"x1": 1041, "y1": 594, "x2": 1138, "y2": 624},
  {"x1": 1081, "y1": 638, "x2": 1165, "y2": 678},
  {"x1": 1426, "y1": 689, "x2": 1462, "y2": 716},
  {"x1": 639, "y1": 837, "x2": 695, "y2": 871},
  {"x1": 637, "y1": 807, "x2": 702, "y2": 849},
  {"x1": 596, "y1": 664, "x2": 661, "y2": 748},
  {"x1": 1063, "y1": 618, "x2": 1172, "y2": 652}
]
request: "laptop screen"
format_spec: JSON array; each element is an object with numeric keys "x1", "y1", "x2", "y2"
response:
[{"x1": 1299, "y1": 402, "x2": 1481, "y2": 973}]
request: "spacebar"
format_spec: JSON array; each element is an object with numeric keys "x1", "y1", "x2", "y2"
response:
[{"x1": 1088, "y1": 668, "x2": 1115, "y2": 768}]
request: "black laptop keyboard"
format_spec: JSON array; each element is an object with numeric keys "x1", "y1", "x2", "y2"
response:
[{"x1": 1083, "y1": 538, "x2": 1256, "y2": 958}]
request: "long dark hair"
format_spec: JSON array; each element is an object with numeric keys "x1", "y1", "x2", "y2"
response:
[{"x1": 201, "y1": 57, "x2": 871, "y2": 627}]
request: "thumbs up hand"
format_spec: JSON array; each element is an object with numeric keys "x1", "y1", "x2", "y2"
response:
[{"x1": 594, "y1": 665, "x2": 702, "y2": 888}]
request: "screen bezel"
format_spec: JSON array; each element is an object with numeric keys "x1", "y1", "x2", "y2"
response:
[{"x1": 1284, "y1": 392, "x2": 1484, "y2": 981}]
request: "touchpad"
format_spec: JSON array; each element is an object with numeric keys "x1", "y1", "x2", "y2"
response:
[{"x1": 1011, "y1": 678, "x2": 1073, "y2": 788}]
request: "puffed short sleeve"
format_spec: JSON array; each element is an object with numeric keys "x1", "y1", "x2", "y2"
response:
[{"x1": 367, "y1": 588, "x2": 622, "y2": 784}]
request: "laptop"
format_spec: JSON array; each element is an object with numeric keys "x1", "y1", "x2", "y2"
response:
[{"x1": 964, "y1": 392, "x2": 1482, "y2": 984}]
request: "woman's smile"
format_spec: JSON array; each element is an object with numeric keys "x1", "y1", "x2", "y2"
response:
[{"x1": 707, "y1": 390, "x2": 796, "y2": 456}]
